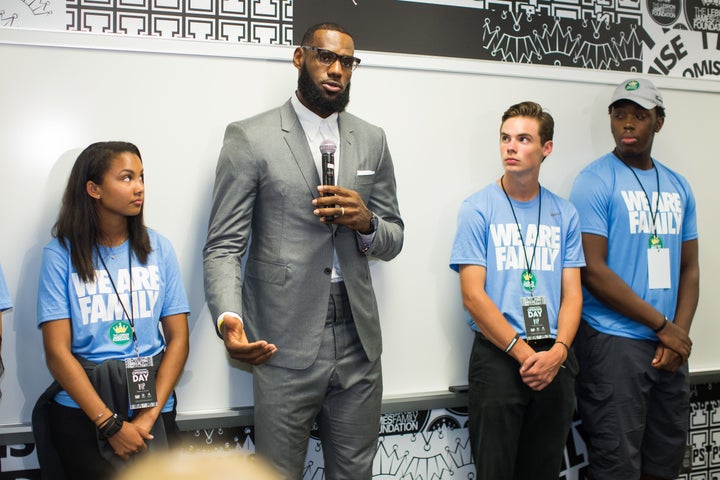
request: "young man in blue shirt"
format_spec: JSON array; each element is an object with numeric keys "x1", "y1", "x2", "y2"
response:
[
  {"x1": 570, "y1": 78, "x2": 699, "y2": 480},
  {"x1": 450, "y1": 101, "x2": 584, "y2": 479}
]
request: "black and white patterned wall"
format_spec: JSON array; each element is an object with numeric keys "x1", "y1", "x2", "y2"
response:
[
  {"x1": 1, "y1": 0, "x2": 294, "y2": 44},
  {"x1": 171, "y1": 382, "x2": 720, "y2": 480},
  {"x1": 64, "y1": 0, "x2": 294, "y2": 43},
  {"x1": 293, "y1": 0, "x2": 720, "y2": 78},
  {"x1": 2, "y1": 0, "x2": 720, "y2": 78},
  {"x1": 4, "y1": 383, "x2": 715, "y2": 479},
  {"x1": 688, "y1": 383, "x2": 720, "y2": 478}
]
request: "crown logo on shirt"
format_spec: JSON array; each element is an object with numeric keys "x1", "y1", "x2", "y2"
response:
[{"x1": 113, "y1": 323, "x2": 129, "y2": 334}]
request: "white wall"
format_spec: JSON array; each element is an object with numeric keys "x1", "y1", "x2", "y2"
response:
[{"x1": 1, "y1": 29, "x2": 718, "y2": 426}]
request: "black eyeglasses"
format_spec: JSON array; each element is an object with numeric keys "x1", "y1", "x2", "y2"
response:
[{"x1": 301, "y1": 46, "x2": 361, "y2": 71}]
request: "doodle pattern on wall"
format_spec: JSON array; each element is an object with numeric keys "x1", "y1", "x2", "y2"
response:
[
  {"x1": 294, "y1": 0, "x2": 647, "y2": 71},
  {"x1": 2, "y1": 385, "x2": 720, "y2": 477},
  {"x1": 175, "y1": 387, "x2": 720, "y2": 480},
  {"x1": 291, "y1": 0, "x2": 720, "y2": 79}
]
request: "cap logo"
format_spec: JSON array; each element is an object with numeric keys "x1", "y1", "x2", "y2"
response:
[{"x1": 624, "y1": 80, "x2": 640, "y2": 91}]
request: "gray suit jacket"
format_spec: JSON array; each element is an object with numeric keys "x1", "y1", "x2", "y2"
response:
[{"x1": 203, "y1": 99, "x2": 404, "y2": 369}]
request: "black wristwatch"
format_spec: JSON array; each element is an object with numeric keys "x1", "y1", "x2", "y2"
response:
[{"x1": 364, "y1": 213, "x2": 378, "y2": 234}]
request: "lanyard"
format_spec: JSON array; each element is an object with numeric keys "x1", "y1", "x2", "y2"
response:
[
  {"x1": 623, "y1": 160, "x2": 661, "y2": 238},
  {"x1": 97, "y1": 245, "x2": 139, "y2": 357},
  {"x1": 500, "y1": 175, "x2": 542, "y2": 290}
]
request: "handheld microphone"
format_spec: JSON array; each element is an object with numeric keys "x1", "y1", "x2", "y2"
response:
[{"x1": 320, "y1": 140, "x2": 336, "y2": 221}]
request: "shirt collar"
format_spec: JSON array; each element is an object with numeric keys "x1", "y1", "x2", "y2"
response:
[{"x1": 291, "y1": 92, "x2": 339, "y2": 143}]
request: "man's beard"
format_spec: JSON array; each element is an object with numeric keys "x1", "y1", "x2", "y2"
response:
[{"x1": 297, "y1": 62, "x2": 351, "y2": 116}]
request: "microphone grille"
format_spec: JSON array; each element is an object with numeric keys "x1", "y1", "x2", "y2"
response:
[{"x1": 319, "y1": 140, "x2": 337, "y2": 155}]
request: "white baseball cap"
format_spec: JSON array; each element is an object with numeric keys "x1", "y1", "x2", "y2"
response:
[{"x1": 609, "y1": 78, "x2": 664, "y2": 110}]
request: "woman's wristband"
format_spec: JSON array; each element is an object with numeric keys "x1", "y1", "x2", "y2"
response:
[
  {"x1": 504, "y1": 334, "x2": 520, "y2": 353},
  {"x1": 555, "y1": 340, "x2": 570, "y2": 352},
  {"x1": 654, "y1": 316, "x2": 669, "y2": 333},
  {"x1": 97, "y1": 413, "x2": 123, "y2": 439},
  {"x1": 97, "y1": 414, "x2": 113, "y2": 429}
]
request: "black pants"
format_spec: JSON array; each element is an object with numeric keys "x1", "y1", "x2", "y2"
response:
[
  {"x1": 468, "y1": 333, "x2": 577, "y2": 480},
  {"x1": 49, "y1": 402, "x2": 180, "y2": 480}
]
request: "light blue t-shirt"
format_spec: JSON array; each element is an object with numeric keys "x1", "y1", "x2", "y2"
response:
[
  {"x1": 450, "y1": 183, "x2": 585, "y2": 337},
  {"x1": 569, "y1": 152, "x2": 698, "y2": 340},
  {"x1": 37, "y1": 229, "x2": 190, "y2": 410},
  {"x1": 0, "y1": 265, "x2": 12, "y2": 312}
]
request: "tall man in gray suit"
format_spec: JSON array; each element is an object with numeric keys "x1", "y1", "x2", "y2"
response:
[{"x1": 203, "y1": 22, "x2": 404, "y2": 479}]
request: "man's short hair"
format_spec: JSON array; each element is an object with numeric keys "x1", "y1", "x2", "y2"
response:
[
  {"x1": 300, "y1": 22, "x2": 353, "y2": 46},
  {"x1": 501, "y1": 101, "x2": 554, "y2": 145}
]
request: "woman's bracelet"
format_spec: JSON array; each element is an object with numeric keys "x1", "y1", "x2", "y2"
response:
[
  {"x1": 93, "y1": 409, "x2": 107, "y2": 425},
  {"x1": 555, "y1": 340, "x2": 570, "y2": 352},
  {"x1": 97, "y1": 413, "x2": 114, "y2": 429}
]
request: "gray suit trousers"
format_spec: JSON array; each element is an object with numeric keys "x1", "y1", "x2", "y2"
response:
[{"x1": 253, "y1": 282, "x2": 382, "y2": 480}]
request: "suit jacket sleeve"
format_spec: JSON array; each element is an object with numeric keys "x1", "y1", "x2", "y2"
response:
[
  {"x1": 358, "y1": 128, "x2": 404, "y2": 261},
  {"x1": 203, "y1": 121, "x2": 257, "y2": 335}
]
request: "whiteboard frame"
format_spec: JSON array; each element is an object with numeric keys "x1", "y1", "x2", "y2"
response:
[
  {"x1": 1, "y1": 25, "x2": 718, "y2": 430},
  {"x1": 2, "y1": 27, "x2": 720, "y2": 94}
]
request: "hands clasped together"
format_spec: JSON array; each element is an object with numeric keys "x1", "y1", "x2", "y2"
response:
[
  {"x1": 653, "y1": 321, "x2": 692, "y2": 372},
  {"x1": 519, "y1": 345, "x2": 567, "y2": 392}
]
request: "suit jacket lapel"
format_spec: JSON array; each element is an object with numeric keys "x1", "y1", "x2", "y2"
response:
[
  {"x1": 338, "y1": 113, "x2": 357, "y2": 190},
  {"x1": 281, "y1": 100, "x2": 321, "y2": 198}
]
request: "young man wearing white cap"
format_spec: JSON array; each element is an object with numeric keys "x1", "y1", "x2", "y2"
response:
[{"x1": 570, "y1": 78, "x2": 699, "y2": 479}]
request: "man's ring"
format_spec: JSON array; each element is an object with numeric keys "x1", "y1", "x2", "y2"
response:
[{"x1": 340, "y1": 207, "x2": 345, "y2": 217}]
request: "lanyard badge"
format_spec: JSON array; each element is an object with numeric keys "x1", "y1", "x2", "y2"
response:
[
  {"x1": 622, "y1": 163, "x2": 671, "y2": 290},
  {"x1": 521, "y1": 296, "x2": 550, "y2": 340},
  {"x1": 98, "y1": 245, "x2": 158, "y2": 410},
  {"x1": 125, "y1": 356, "x2": 158, "y2": 409},
  {"x1": 501, "y1": 177, "x2": 551, "y2": 340}
]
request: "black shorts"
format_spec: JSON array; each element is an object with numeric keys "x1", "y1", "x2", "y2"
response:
[{"x1": 574, "y1": 322, "x2": 689, "y2": 479}]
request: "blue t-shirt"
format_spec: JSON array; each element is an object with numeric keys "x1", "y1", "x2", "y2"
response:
[
  {"x1": 37, "y1": 230, "x2": 190, "y2": 410},
  {"x1": 0, "y1": 265, "x2": 12, "y2": 312},
  {"x1": 569, "y1": 152, "x2": 698, "y2": 340},
  {"x1": 450, "y1": 183, "x2": 585, "y2": 337}
]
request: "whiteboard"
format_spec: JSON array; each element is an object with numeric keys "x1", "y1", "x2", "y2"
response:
[{"x1": 0, "y1": 30, "x2": 718, "y2": 426}]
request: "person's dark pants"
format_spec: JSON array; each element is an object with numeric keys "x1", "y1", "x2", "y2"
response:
[
  {"x1": 574, "y1": 322, "x2": 689, "y2": 480},
  {"x1": 49, "y1": 401, "x2": 180, "y2": 479},
  {"x1": 468, "y1": 333, "x2": 577, "y2": 480}
]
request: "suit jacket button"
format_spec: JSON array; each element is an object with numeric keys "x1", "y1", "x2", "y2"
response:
[{"x1": 323, "y1": 268, "x2": 332, "y2": 275}]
